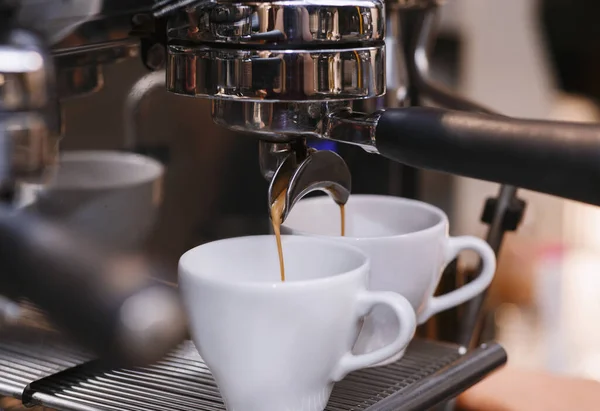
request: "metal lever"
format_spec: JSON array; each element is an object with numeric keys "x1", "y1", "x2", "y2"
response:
[
  {"x1": 123, "y1": 69, "x2": 165, "y2": 151},
  {"x1": 0, "y1": 206, "x2": 186, "y2": 366},
  {"x1": 261, "y1": 140, "x2": 351, "y2": 223}
]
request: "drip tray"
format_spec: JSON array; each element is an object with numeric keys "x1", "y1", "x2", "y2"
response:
[{"x1": 0, "y1": 333, "x2": 506, "y2": 411}]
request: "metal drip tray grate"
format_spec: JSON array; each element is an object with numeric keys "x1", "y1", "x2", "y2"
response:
[
  {"x1": 7, "y1": 339, "x2": 506, "y2": 411},
  {"x1": 0, "y1": 301, "x2": 506, "y2": 410},
  {"x1": 0, "y1": 336, "x2": 90, "y2": 400},
  {"x1": 0, "y1": 300, "x2": 91, "y2": 401}
]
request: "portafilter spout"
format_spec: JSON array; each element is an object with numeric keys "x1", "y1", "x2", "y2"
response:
[{"x1": 260, "y1": 140, "x2": 351, "y2": 223}]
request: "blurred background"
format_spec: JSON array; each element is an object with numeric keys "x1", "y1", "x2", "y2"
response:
[{"x1": 57, "y1": 0, "x2": 600, "y2": 383}]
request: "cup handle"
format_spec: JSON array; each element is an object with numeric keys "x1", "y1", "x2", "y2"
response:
[
  {"x1": 419, "y1": 236, "x2": 497, "y2": 323},
  {"x1": 331, "y1": 291, "x2": 416, "y2": 381}
]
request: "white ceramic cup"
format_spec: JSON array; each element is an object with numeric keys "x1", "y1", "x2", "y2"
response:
[
  {"x1": 282, "y1": 195, "x2": 496, "y2": 365},
  {"x1": 21, "y1": 150, "x2": 164, "y2": 250},
  {"x1": 179, "y1": 235, "x2": 416, "y2": 411}
]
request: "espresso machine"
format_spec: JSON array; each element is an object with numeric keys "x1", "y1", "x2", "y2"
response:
[{"x1": 0, "y1": 0, "x2": 599, "y2": 410}]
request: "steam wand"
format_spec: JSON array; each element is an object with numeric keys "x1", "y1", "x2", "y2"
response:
[{"x1": 404, "y1": 5, "x2": 526, "y2": 348}]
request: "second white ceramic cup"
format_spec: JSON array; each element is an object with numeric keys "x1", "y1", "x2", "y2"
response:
[
  {"x1": 282, "y1": 195, "x2": 496, "y2": 365},
  {"x1": 179, "y1": 235, "x2": 416, "y2": 411}
]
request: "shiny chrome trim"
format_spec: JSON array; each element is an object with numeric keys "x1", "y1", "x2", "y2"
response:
[
  {"x1": 211, "y1": 100, "x2": 352, "y2": 140},
  {"x1": 168, "y1": 44, "x2": 385, "y2": 102},
  {"x1": 322, "y1": 108, "x2": 380, "y2": 152},
  {"x1": 167, "y1": 0, "x2": 384, "y2": 45},
  {"x1": 263, "y1": 140, "x2": 351, "y2": 222},
  {"x1": 124, "y1": 70, "x2": 166, "y2": 150}
]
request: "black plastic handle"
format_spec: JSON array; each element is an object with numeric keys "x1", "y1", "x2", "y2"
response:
[
  {"x1": 375, "y1": 107, "x2": 600, "y2": 206},
  {"x1": 0, "y1": 207, "x2": 185, "y2": 366}
]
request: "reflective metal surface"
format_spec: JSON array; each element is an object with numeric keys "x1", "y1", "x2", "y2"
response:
[
  {"x1": 0, "y1": 0, "x2": 146, "y2": 116},
  {"x1": 124, "y1": 70, "x2": 166, "y2": 150},
  {"x1": 259, "y1": 140, "x2": 294, "y2": 180},
  {"x1": 0, "y1": 113, "x2": 56, "y2": 185},
  {"x1": 12, "y1": 0, "x2": 154, "y2": 48},
  {"x1": 384, "y1": 6, "x2": 410, "y2": 107},
  {"x1": 166, "y1": 0, "x2": 387, "y2": 104},
  {"x1": 211, "y1": 100, "x2": 351, "y2": 140},
  {"x1": 167, "y1": 0, "x2": 384, "y2": 45},
  {"x1": 56, "y1": 66, "x2": 104, "y2": 100},
  {"x1": 281, "y1": 150, "x2": 351, "y2": 221},
  {"x1": 167, "y1": 44, "x2": 385, "y2": 102},
  {"x1": 0, "y1": 26, "x2": 60, "y2": 187},
  {"x1": 53, "y1": 40, "x2": 140, "y2": 99},
  {"x1": 212, "y1": 99, "x2": 381, "y2": 152},
  {"x1": 322, "y1": 108, "x2": 380, "y2": 152},
  {"x1": 0, "y1": 338, "x2": 90, "y2": 400},
  {"x1": 12, "y1": 0, "x2": 104, "y2": 46},
  {"x1": 264, "y1": 140, "x2": 351, "y2": 221},
  {"x1": 7, "y1": 336, "x2": 505, "y2": 411},
  {"x1": 351, "y1": 6, "x2": 410, "y2": 120},
  {"x1": 0, "y1": 31, "x2": 52, "y2": 112},
  {"x1": 7, "y1": 1, "x2": 150, "y2": 100},
  {"x1": 53, "y1": 39, "x2": 140, "y2": 64}
]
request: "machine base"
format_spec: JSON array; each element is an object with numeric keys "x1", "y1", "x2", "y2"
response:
[{"x1": 0, "y1": 302, "x2": 506, "y2": 411}]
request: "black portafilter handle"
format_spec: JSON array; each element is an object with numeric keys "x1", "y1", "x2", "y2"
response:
[
  {"x1": 0, "y1": 206, "x2": 186, "y2": 366},
  {"x1": 375, "y1": 107, "x2": 600, "y2": 206}
]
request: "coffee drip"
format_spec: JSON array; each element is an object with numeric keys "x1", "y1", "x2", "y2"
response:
[
  {"x1": 271, "y1": 193, "x2": 346, "y2": 282},
  {"x1": 271, "y1": 190, "x2": 287, "y2": 282},
  {"x1": 340, "y1": 204, "x2": 345, "y2": 237}
]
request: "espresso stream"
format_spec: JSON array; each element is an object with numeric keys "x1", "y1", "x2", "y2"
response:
[
  {"x1": 271, "y1": 191, "x2": 287, "y2": 282},
  {"x1": 340, "y1": 204, "x2": 345, "y2": 237},
  {"x1": 271, "y1": 193, "x2": 345, "y2": 282}
]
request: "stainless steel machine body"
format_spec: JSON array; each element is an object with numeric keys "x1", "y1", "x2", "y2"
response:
[
  {"x1": 0, "y1": 0, "x2": 187, "y2": 366},
  {"x1": 2, "y1": 0, "x2": 600, "y2": 408},
  {"x1": 0, "y1": 0, "x2": 510, "y2": 409},
  {"x1": 164, "y1": 0, "x2": 390, "y2": 217}
]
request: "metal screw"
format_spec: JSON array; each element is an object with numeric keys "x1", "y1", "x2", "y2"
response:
[{"x1": 146, "y1": 44, "x2": 166, "y2": 71}]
